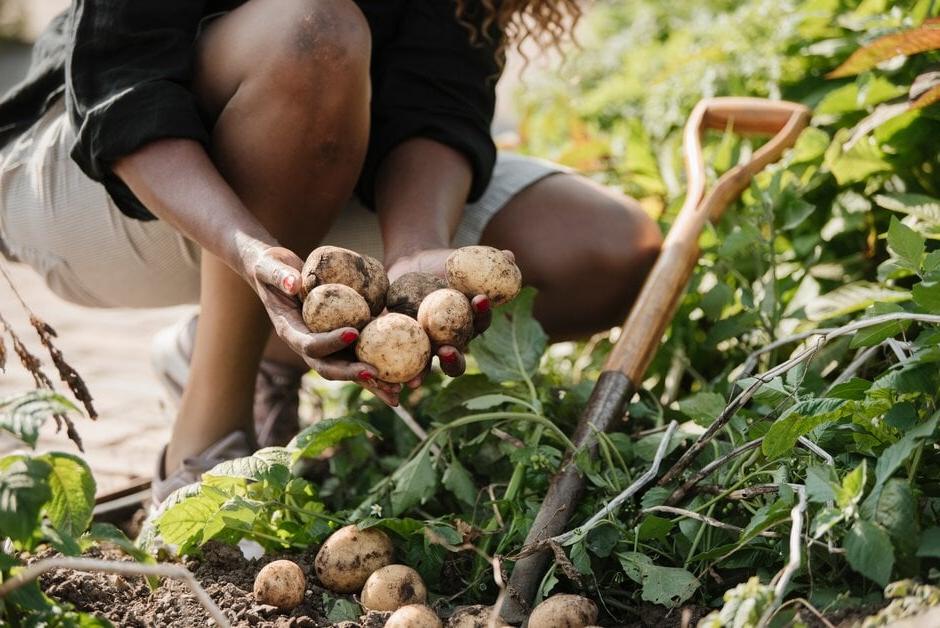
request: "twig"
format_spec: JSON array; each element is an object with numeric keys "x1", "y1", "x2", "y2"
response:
[
  {"x1": 515, "y1": 421, "x2": 678, "y2": 558},
  {"x1": 826, "y1": 345, "x2": 880, "y2": 391},
  {"x1": 759, "y1": 486, "x2": 808, "y2": 627},
  {"x1": 665, "y1": 438, "x2": 762, "y2": 505},
  {"x1": 0, "y1": 556, "x2": 231, "y2": 628},
  {"x1": 643, "y1": 505, "x2": 779, "y2": 538},
  {"x1": 886, "y1": 338, "x2": 909, "y2": 362},
  {"x1": 796, "y1": 437, "x2": 833, "y2": 465},
  {"x1": 491, "y1": 428, "x2": 525, "y2": 449},
  {"x1": 392, "y1": 405, "x2": 441, "y2": 457},
  {"x1": 659, "y1": 313, "x2": 940, "y2": 488},
  {"x1": 773, "y1": 598, "x2": 836, "y2": 628}
]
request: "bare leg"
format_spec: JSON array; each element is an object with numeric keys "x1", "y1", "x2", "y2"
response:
[
  {"x1": 481, "y1": 174, "x2": 662, "y2": 340},
  {"x1": 164, "y1": 0, "x2": 371, "y2": 470}
]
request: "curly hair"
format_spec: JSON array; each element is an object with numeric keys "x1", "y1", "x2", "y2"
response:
[{"x1": 455, "y1": 0, "x2": 582, "y2": 66}]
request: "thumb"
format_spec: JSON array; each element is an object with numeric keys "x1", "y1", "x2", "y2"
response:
[{"x1": 255, "y1": 248, "x2": 303, "y2": 296}]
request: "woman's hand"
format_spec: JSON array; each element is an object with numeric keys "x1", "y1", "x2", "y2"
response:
[
  {"x1": 386, "y1": 247, "x2": 514, "y2": 384},
  {"x1": 247, "y1": 245, "x2": 403, "y2": 405}
]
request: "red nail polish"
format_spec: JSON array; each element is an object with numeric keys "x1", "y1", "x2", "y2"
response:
[
  {"x1": 282, "y1": 276, "x2": 295, "y2": 292},
  {"x1": 341, "y1": 331, "x2": 358, "y2": 344},
  {"x1": 476, "y1": 297, "x2": 491, "y2": 313},
  {"x1": 441, "y1": 350, "x2": 458, "y2": 364},
  {"x1": 358, "y1": 371, "x2": 373, "y2": 382}
]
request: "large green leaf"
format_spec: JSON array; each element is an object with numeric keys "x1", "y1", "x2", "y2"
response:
[
  {"x1": 470, "y1": 288, "x2": 548, "y2": 383},
  {"x1": 845, "y1": 520, "x2": 894, "y2": 587},
  {"x1": 156, "y1": 486, "x2": 228, "y2": 548},
  {"x1": 678, "y1": 392, "x2": 726, "y2": 427},
  {"x1": 805, "y1": 282, "x2": 910, "y2": 321},
  {"x1": 618, "y1": 552, "x2": 699, "y2": 608},
  {"x1": 291, "y1": 417, "x2": 375, "y2": 462},
  {"x1": 887, "y1": 216, "x2": 926, "y2": 272},
  {"x1": 0, "y1": 391, "x2": 80, "y2": 449},
  {"x1": 0, "y1": 455, "x2": 52, "y2": 543},
  {"x1": 873, "y1": 479, "x2": 918, "y2": 556},
  {"x1": 762, "y1": 398, "x2": 849, "y2": 458},
  {"x1": 40, "y1": 452, "x2": 96, "y2": 538},
  {"x1": 390, "y1": 449, "x2": 438, "y2": 515},
  {"x1": 875, "y1": 193, "x2": 940, "y2": 226}
]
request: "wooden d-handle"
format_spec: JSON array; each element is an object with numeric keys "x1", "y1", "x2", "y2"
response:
[{"x1": 604, "y1": 98, "x2": 811, "y2": 382}]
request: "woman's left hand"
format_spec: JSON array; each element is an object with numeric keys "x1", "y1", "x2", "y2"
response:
[{"x1": 386, "y1": 248, "x2": 514, "y2": 384}]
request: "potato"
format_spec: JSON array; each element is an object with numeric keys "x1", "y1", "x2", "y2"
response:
[
  {"x1": 355, "y1": 314, "x2": 432, "y2": 383},
  {"x1": 360, "y1": 564, "x2": 427, "y2": 612},
  {"x1": 528, "y1": 594, "x2": 598, "y2": 628},
  {"x1": 252, "y1": 559, "x2": 305, "y2": 610},
  {"x1": 446, "y1": 605, "x2": 510, "y2": 628},
  {"x1": 302, "y1": 284, "x2": 371, "y2": 333},
  {"x1": 301, "y1": 245, "x2": 389, "y2": 315},
  {"x1": 445, "y1": 246, "x2": 522, "y2": 306},
  {"x1": 387, "y1": 272, "x2": 448, "y2": 318},
  {"x1": 314, "y1": 524, "x2": 394, "y2": 593},
  {"x1": 386, "y1": 604, "x2": 443, "y2": 628},
  {"x1": 417, "y1": 289, "x2": 474, "y2": 349}
]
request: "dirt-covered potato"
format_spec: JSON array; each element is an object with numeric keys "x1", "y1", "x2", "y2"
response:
[
  {"x1": 355, "y1": 314, "x2": 431, "y2": 383},
  {"x1": 302, "y1": 284, "x2": 371, "y2": 333},
  {"x1": 387, "y1": 272, "x2": 448, "y2": 318},
  {"x1": 446, "y1": 605, "x2": 510, "y2": 627},
  {"x1": 417, "y1": 288, "x2": 474, "y2": 349},
  {"x1": 360, "y1": 564, "x2": 428, "y2": 612},
  {"x1": 301, "y1": 245, "x2": 389, "y2": 315},
  {"x1": 445, "y1": 246, "x2": 522, "y2": 306},
  {"x1": 528, "y1": 594, "x2": 598, "y2": 628},
  {"x1": 385, "y1": 604, "x2": 443, "y2": 628},
  {"x1": 252, "y1": 560, "x2": 306, "y2": 610},
  {"x1": 314, "y1": 525, "x2": 394, "y2": 593}
]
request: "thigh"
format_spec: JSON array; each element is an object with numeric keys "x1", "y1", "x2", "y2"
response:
[{"x1": 0, "y1": 100, "x2": 201, "y2": 308}]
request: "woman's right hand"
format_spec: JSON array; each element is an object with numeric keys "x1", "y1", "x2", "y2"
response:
[{"x1": 247, "y1": 245, "x2": 403, "y2": 405}]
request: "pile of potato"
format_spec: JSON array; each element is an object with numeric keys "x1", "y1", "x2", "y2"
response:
[
  {"x1": 299, "y1": 245, "x2": 523, "y2": 383},
  {"x1": 252, "y1": 524, "x2": 601, "y2": 627}
]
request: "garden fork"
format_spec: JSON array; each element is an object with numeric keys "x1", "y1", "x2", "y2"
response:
[{"x1": 501, "y1": 97, "x2": 811, "y2": 623}]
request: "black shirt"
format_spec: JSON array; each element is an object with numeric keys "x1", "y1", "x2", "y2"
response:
[{"x1": 0, "y1": 0, "x2": 500, "y2": 221}]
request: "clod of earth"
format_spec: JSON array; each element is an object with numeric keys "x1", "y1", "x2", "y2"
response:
[
  {"x1": 445, "y1": 246, "x2": 522, "y2": 306},
  {"x1": 360, "y1": 564, "x2": 428, "y2": 612},
  {"x1": 252, "y1": 559, "x2": 306, "y2": 610},
  {"x1": 355, "y1": 314, "x2": 432, "y2": 383},
  {"x1": 385, "y1": 603, "x2": 443, "y2": 628},
  {"x1": 314, "y1": 524, "x2": 394, "y2": 593},
  {"x1": 387, "y1": 272, "x2": 448, "y2": 318},
  {"x1": 302, "y1": 284, "x2": 371, "y2": 333},
  {"x1": 527, "y1": 594, "x2": 598, "y2": 628},
  {"x1": 301, "y1": 245, "x2": 389, "y2": 315},
  {"x1": 446, "y1": 604, "x2": 511, "y2": 627},
  {"x1": 417, "y1": 288, "x2": 474, "y2": 349}
]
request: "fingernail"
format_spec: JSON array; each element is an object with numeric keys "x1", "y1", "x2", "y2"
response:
[
  {"x1": 475, "y1": 297, "x2": 491, "y2": 313},
  {"x1": 358, "y1": 371, "x2": 373, "y2": 382},
  {"x1": 341, "y1": 331, "x2": 359, "y2": 344},
  {"x1": 440, "y1": 350, "x2": 458, "y2": 364},
  {"x1": 282, "y1": 275, "x2": 295, "y2": 292}
]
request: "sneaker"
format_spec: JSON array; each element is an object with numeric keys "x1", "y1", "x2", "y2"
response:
[
  {"x1": 151, "y1": 313, "x2": 304, "y2": 447},
  {"x1": 151, "y1": 431, "x2": 253, "y2": 505}
]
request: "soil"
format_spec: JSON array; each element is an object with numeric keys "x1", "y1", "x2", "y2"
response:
[{"x1": 35, "y1": 543, "x2": 392, "y2": 627}]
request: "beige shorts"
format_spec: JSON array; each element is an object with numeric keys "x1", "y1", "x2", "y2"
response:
[{"x1": 0, "y1": 99, "x2": 564, "y2": 308}]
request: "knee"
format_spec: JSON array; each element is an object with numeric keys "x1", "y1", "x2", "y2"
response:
[
  {"x1": 269, "y1": 0, "x2": 371, "y2": 95},
  {"x1": 592, "y1": 199, "x2": 662, "y2": 286}
]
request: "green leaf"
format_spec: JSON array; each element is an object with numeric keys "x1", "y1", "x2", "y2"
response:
[
  {"x1": 0, "y1": 455, "x2": 52, "y2": 543},
  {"x1": 862, "y1": 414, "x2": 938, "y2": 515},
  {"x1": 202, "y1": 495, "x2": 261, "y2": 541},
  {"x1": 806, "y1": 281, "x2": 910, "y2": 321},
  {"x1": 850, "y1": 303, "x2": 910, "y2": 348},
  {"x1": 636, "y1": 515, "x2": 674, "y2": 542},
  {"x1": 827, "y1": 378, "x2": 872, "y2": 400},
  {"x1": 677, "y1": 392, "x2": 726, "y2": 427},
  {"x1": 291, "y1": 417, "x2": 375, "y2": 462},
  {"x1": 739, "y1": 500, "x2": 792, "y2": 545},
  {"x1": 324, "y1": 595, "x2": 361, "y2": 622},
  {"x1": 83, "y1": 522, "x2": 155, "y2": 565},
  {"x1": 442, "y1": 457, "x2": 477, "y2": 506},
  {"x1": 618, "y1": 552, "x2": 699, "y2": 608},
  {"x1": 837, "y1": 461, "x2": 867, "y2": 512},
  {"x1": 873, "y1": 480, "x2": 918, "y2": 556},
  {"x1": 913, "y1": 282, "x2": 940, "y2": 313},
  {"x1": 470, "y1": 288, "x2": 548, "y2": 383},
  {"x1": 887, "y1": 216, "x2": 926, "y2": 272},
  {"x1": 390, "y1": 449, "x2": 437, "y2": 515},
  {"x1": 875, "y1": 193, "x2": 940, "y2": 226},
  {"x1": 791, "y1": 127, "x2": 830, "y2": 164},
  {"x1": 0, "y1": 391, "x2": 80, "y2": 449},
  {"x1": 917, "y1": 527, "x2": 940, "y2": 557},
  {"x1": 463, "y1": 394, "x2": 530, "y2": 410},
  {"x1": 762, "y1": 399, "x2": 849, "y2": 458},
  {"x1": 805, "y1": 465, "x2": 838, "y2": 504},
  {"x1": 845, "y1": 520, "x2": 894, "y2": 587},
  {"x1": 39, "y1": 452, "x2": 96, "y2": 538},
  {"x1": 156, "y1": 486, "x2": 227, "y2": 548},
  {"x1": 423, "y1": 375, "x2": 504, "y2": 419}
]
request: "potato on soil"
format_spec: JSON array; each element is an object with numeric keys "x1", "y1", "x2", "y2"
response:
[
  {"x1": 387, "y1": 272, "x2": 448, "y2": 318},
  {"x1": 417, "y1": 288, "x2": 474, "y2": 349},
  {"x1": 302, "y1": 284, "x2": 371, "y2": 333},
  {"x1": 446, "y1": 605, "x2": 510, "y2": 627},
  {"x1": 360, "y1": 564, "x2": 428, "y2": 612},
  {"x1": 314, "y1": 524, "x2": 394, "y2": 593},
  {"x1": 386, "y1": 604, "x2": 443, "y2": 628},
  {"x1": 252, "y1": 559, "x2": 306, "y2": 610},
  {"x1": 356, "y1": 314, "x2": 431, "y2": 383},
  {"x1": 528, "y1": 594, "x2": 598, "y2": 628},
  {"x1": 301, "y1": 245, "x2": 389, "y2": 315},
  {"x1": 445, "y1": 246, "x2": 522, "y2": 306}
]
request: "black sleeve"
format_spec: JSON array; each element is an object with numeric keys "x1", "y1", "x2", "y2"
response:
[
  {"x1": 66, "y1": 0, "x2": 211, "y2": 220},
  {"x1": 357, "y1": 0, "x2": 501, "y2": 208}
]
